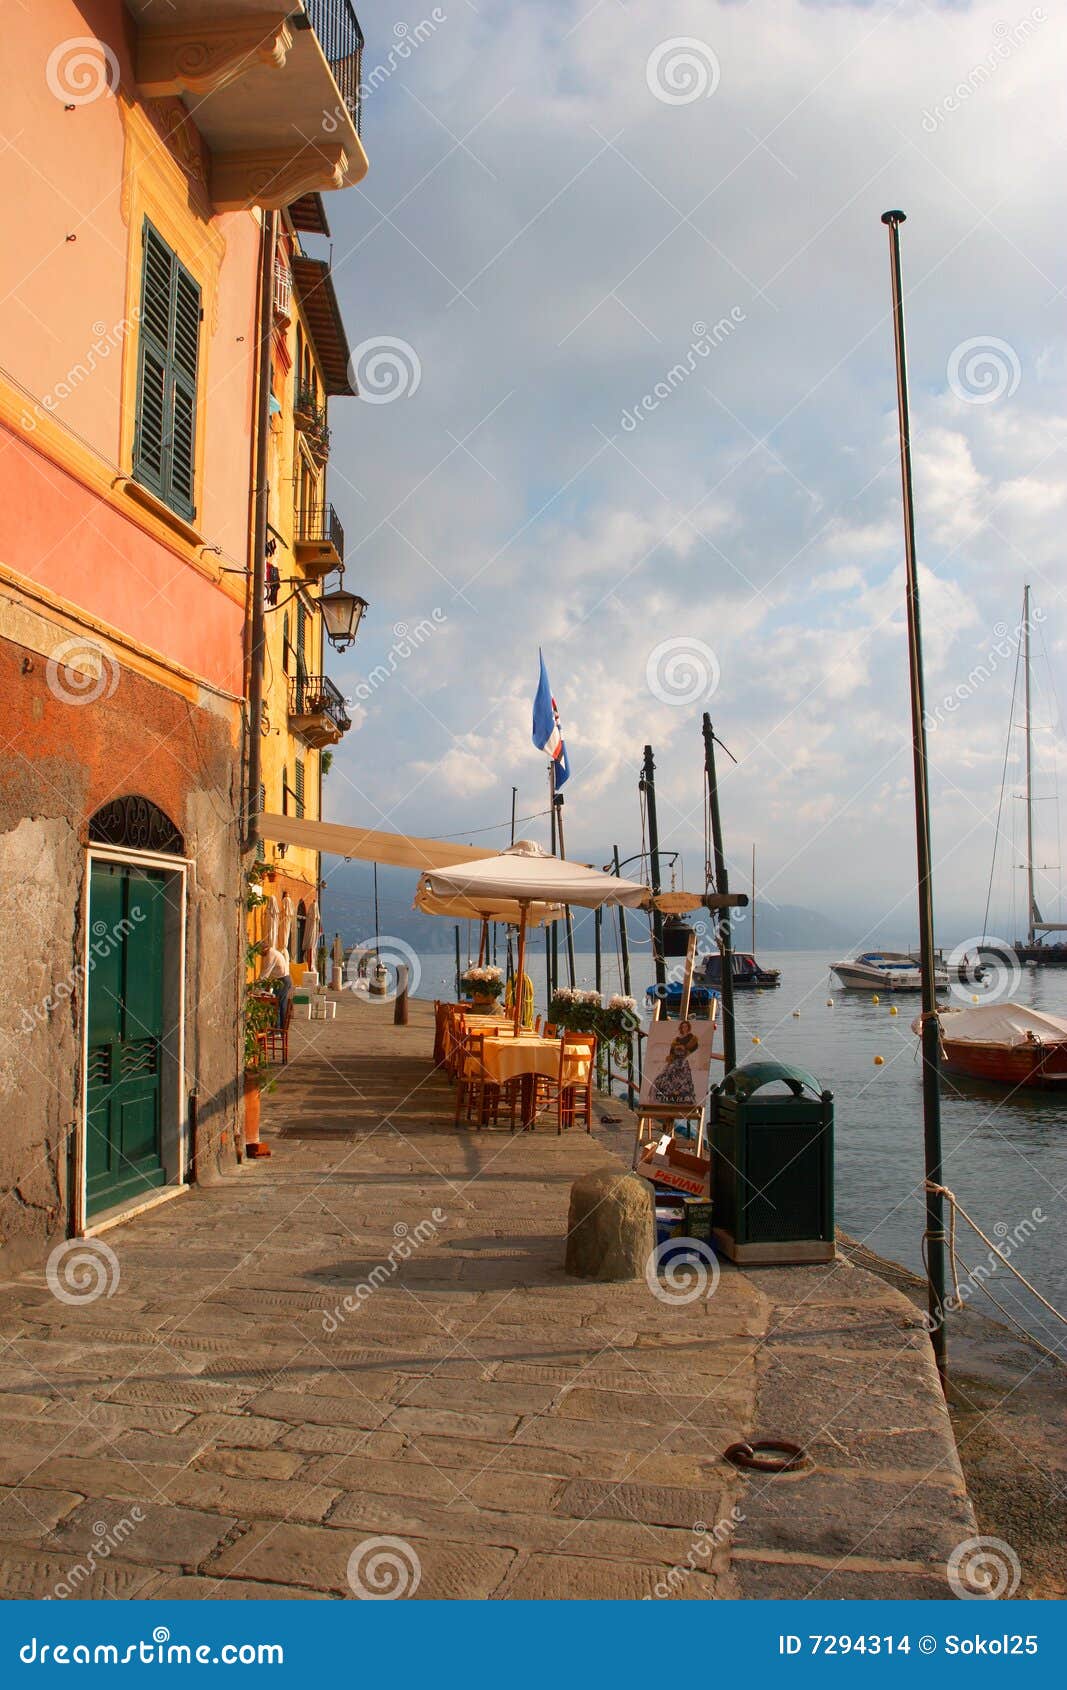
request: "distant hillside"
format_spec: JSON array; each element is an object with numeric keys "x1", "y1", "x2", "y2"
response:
[{"x1": 318, "y1": 860, "x2": 854, "y2": 955}]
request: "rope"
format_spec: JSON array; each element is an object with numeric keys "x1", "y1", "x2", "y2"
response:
[
  {"x1": 982, "y1": 631, "x2": 1021, "y2": 941},
  {"x1": 926, "y1": 1180, "x2": 1067, "y2": 1328}
]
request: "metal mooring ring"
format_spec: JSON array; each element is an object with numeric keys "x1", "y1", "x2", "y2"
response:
[{"x1": 724, "y1": 1438, "x2": 809, "y2": 1474}]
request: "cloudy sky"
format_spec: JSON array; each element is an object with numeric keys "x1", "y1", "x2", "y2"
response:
[{"x1": 316, "y1": 0, "x2": 1066, "y2": 941}]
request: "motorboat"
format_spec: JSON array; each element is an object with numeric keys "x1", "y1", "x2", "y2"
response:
[
  {"x1": 916, "y1": 1002, "x2": 1067, "y2": 1089},
  {"x1": 696, "y1": 951, "x2": 781, "y2": 989},
  {"x1": 830, "y1": 951, "x2": 948, "y2": 992}
]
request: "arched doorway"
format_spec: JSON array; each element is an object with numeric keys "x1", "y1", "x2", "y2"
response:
[{"x1": 84, "y1": 798, "x2": 187, "y2": 1226}]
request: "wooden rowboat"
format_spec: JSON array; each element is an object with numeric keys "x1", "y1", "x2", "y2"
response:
[{"x1": 916, "y1": 1002, "x2": 1067, "y2": 1090}]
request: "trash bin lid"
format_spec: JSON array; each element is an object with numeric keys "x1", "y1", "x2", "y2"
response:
[{"x1": 718, "y1": 1059, "x2": 825, "y2": 1099}]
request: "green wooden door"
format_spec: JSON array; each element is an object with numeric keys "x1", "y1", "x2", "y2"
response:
[{"x1": 85, "y1": 862, "x2": 168, "y2": 1218}]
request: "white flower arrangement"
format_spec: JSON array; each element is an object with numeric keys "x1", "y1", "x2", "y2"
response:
[
  {"x1": 551, "y1": 987, "x2": 601, "y2": 1007},
  {"x1": 462, "y1": 965, "x2": 503, "y2": 984},
  {"x1": 608, "y1": 994, "x2": 638, "y2": 1013}
]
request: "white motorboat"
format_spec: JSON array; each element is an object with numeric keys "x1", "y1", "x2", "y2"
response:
[{"x1": 830, "y1": 951, "x2": 948, "y2": 992}]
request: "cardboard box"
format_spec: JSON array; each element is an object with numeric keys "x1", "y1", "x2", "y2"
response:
[{"x1": 634, "y1": 1136, "x2": 711, "y2": 1198}]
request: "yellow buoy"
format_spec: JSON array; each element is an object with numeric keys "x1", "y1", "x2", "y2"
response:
[
  {"x1": 972, "y1": 994, "x2": 980, "y2": 1003},
  {"x1": 874, "y1": 1054, "x2": 885, "y2": 1065},
  {"x1": 872, "y1": 993, "x2": 880, "y2": 1004},
  {"x1": 826, "y1": 998, "x2": 834, "y2": 1007},
  {"x1": 752, "y1": 1035, "x2": 761, "y2": 1045},
  {"x1": 889, "y1": 1005, "x2": 898, "y2": 1016}
]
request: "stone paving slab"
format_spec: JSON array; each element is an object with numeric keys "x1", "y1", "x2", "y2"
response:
[{"x1": 0, "y1": 995, "x2": 978, "y2": 1600}]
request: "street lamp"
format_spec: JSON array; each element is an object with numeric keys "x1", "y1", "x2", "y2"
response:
[{"x1": 320, "y1": 585, "x2": 367, "y2": 652}]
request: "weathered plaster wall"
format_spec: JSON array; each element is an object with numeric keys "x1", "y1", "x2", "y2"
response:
[{"x1": 0, "y1": 625, "x2": 244, "y2": 1269}]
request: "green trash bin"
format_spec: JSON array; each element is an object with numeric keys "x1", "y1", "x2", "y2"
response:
[{"x1": 709, "y1": 1061, "x2": 834, "y2": 1264}]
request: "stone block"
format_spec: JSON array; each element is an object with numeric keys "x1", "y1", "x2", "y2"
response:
[{"x1": 564, "y1": 1171, "x2": 654, "y2": 1282}]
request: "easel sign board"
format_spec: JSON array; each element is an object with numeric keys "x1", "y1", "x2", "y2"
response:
[
  {"x1": 639, "y1": 1018, "x2": 717, "y2": 1112},
  {"x1": 633, "y1": 1136, "x2": 711, "y2": 1199}
]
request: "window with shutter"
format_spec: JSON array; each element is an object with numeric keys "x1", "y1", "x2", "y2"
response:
[
  {"x1": 282, "y1": 766, "x2": 288, "y2": 817},
  {"x1": 255, "y1": 783, "x2": 266, "y2": 862},
  {"x1": 295, "y1": 759, "x2": 305, "y2": 819},
  {"x1": 134, "y1": 221, "x2": 201, "y2": 521}
]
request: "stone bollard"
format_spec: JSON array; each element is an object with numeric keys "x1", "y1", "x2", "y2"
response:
[
  {"x1": 564, "y1": 1170, "x2": 654, "y2": 1282},
  {"x1": 394, "y1": 964, "x2": 409, "y2": 1026}
]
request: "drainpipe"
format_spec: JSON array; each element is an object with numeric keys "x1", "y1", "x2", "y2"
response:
[{"x1": 245, "y1": 209, "x2": 276, "y2": 852}]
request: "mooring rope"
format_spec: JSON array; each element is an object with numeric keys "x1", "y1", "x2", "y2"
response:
[{"x1": 925, "y1": 1180, "x2": 1067, "y2": 1330}]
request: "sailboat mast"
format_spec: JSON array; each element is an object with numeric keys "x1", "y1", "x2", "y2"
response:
[
  {"x1": 1024, "y1": 583, "x2": 1036, "y2": 947},
  {"x1": 751, "y1": 843, "x2": 757, "y2": 956}
]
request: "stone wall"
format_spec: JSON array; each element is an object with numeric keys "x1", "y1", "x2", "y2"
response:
[{"x1": 0, "y1": 625, "x2": 245, "y2": 1270}]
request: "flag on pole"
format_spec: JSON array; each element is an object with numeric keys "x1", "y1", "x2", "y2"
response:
[{"x1": 532, "y1": 650, "x2": 570, "y2": 788}]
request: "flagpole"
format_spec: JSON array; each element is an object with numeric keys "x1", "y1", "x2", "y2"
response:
[
  {"x1": 547, "y1": 761, "x2": 557, "y2": 1003},
  {"x1": 554, "y1": 791, "x2": 577, "y2": 989}
]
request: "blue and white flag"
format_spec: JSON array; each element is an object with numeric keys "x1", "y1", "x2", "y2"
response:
[{"x1": 532, "y1": 650, "x2": 570, "y2": 788}]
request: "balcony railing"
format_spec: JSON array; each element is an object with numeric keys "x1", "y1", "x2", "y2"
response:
[
  {"x1": 273, "y1": 260, "x2": 292, "y2": 324},
  {"x1": 297, "y1": 503, "x2": 344, "y2": 562},
  {"x1": 305, "y1": 0, "x2": 365, "y2": 135},
  {"x1": 294, "y1": 382, "x2": 330, "y2": 459},
  {"x1": 289, "y1": 673, "x2": 351, "y2": 737}
]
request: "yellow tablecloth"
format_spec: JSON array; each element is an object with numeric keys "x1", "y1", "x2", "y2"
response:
[{"x1": 480, "y1": 1035, "x2": 589, "y2": 1088}]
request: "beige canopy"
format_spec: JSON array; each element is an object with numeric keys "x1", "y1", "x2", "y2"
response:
[{"x1": 256, "y1": 812, "x2": 494, "y2": 872}]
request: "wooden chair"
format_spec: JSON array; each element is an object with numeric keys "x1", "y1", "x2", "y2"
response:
[
  {"x1": 257, "y1": 991, "x2": 293, "y2": 1066},
  {"x1": 555, "y1": 1032, "x2": 596, "y2": 1135},
  {"x1": 444, "y1": 1007, "x2": 466, "y2": 1079}
]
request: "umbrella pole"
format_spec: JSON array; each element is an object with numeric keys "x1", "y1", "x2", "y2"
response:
[{"x1": 514, "y1": 905, "x2": 528, "y2": 1032}]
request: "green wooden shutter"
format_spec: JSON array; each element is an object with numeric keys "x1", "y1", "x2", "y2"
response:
[
  {"x1": 134, "y1": 221, "x2": 200, "y2": 521},
  {"x1": 281, "y1": 766, "x2": 288, "y2": 817},
  {"x1": 255, "y1": 782, "x2": 266, "y2": 862},
  {"x1": 295, "y1": 758, "x2": 305, "y2": 819}
]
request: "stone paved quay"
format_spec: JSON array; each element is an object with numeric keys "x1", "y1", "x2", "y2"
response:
[{"x1": 0, "y1": 996, "x2": 980, "y2": 1600}]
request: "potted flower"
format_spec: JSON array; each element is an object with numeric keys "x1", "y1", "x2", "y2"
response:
[
  {"x1": 599, "y1": 994, "x2": 640, "y2": 1059},
  {"x1": 460, "y1": 964, "x2": 504, "y2": 1009},
  {"x1": 549, "y1": 987, "x2": 602, "y2": 1035}
]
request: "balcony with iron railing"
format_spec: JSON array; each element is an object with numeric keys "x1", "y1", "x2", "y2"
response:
[
  {"x1": 294, "y1": 503, "x2": 344, "y2": 576},
  {"x1": 273, "y1": 259, "x2": 293, "y2": 324},
  {"x1": 289, "y1": 672, "x2": 351, "y2": 748},
  {"x1": 305, "y1": 0, "x2": 365, "y2": 135},
  {"x1": 126, "y1": 0, "x2": 369, "y2": 210}
]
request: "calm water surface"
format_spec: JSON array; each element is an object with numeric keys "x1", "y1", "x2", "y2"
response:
[{"x1": 412, "y1": 945, "x2": 1066, "y2": 1351}]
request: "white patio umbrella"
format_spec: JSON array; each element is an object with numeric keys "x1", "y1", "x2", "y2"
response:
[
  {"x1": 415, "y1": 840, "x2": 651, "y2": 1029},
  {"x1": 279, "y1": 892, "x2": 294, "y2": 954},
  {"x1": 304, "y1": 898, "x2": 321, "y2": 967},
  {"x1": 264, "y1": 894, "x2": 279, "y2": 950}
]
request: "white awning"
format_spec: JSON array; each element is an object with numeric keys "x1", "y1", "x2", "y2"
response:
[{"x1": 256, "y1": 812, "x2": 497, "y2": 872}]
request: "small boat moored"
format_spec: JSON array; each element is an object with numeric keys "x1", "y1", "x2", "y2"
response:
[
  {"x1": 831, "y1": 950, "x2": 947, "y2": 992},
  {"x1": 697, "y1": 950, "x2": 781, "y2": 990},
  {"x1": 916, "y1": 1001, "x2": 1067, "y2": 1090}
]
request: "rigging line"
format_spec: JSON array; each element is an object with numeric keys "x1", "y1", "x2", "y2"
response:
[
  {"x1": 433, "y1": 808, "x2": 551, "y2": 841},
  {"x1": 982, "y1": 629, "x2": 1022, "y2": 941}
]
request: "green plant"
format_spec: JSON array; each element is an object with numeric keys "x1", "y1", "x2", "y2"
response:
[
  {"x1": 244, "y1": 942, "x2": 277, "y2": 1074},
  {"x1": 320, "y1": 750, "x2": 334, "y2": 776}
]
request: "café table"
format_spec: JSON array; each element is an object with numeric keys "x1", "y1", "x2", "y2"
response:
[{"x1": 479, "y1": 1033, "x2": 591, "y2": 1131}]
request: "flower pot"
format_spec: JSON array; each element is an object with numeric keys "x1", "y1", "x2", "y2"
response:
[{"x1": 243, "y1": 1071, "x2": 271, "y2": 1159}]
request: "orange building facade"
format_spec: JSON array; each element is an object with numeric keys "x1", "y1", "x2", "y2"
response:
[{"x1": 0, "y1": 0, "x2": 367, "y2": 1266}]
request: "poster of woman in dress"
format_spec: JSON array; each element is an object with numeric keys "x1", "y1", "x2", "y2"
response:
[{"x1": 640, "y1": 1017, "x2": 716, "y2": 1111}]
